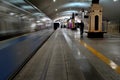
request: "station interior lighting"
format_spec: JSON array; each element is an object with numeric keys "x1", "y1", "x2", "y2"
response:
[
  {"x1": 60, "y1": 2, "x2": 91, "y2": 8},
  {"x1": 53, "y1": 0, "x2": 56, "y2": 2},
  {"x1": 113, "y1": 0, "x2": 118, "y2": 2}
]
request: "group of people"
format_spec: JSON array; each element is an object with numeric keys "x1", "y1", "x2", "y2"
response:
[{"x1": 67, "y1": 20, "x2": 85, "y2": 38}]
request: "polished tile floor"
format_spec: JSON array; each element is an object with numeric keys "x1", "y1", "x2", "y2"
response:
[{"x1": 13, "y1": 28, "x2": 120, "y2": 80}]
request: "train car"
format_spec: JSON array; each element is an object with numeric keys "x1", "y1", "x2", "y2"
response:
[
  {"x1": 53, "y1": 22, "x2": 60, "y2": 30},
  {"x1": 0, "y1": 1, "x2": 52, "y2": 40}
]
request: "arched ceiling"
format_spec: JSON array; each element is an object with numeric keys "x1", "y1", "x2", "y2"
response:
[
  {"x1": 27, "y1": 0, "x2": 120, "y2": 22},
  {"x1": 27, "y1": 0, "x2": 92, "y2": 19},
  {"x1": 2, "y1": 0, "x2": 120, "y2": 22}
]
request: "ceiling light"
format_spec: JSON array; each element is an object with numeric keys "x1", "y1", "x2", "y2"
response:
[
  {"x1": 60, "y1": 2, "x2": 91, "y2": 8},
  {"x1": 36, "y1": 21, "x2": 41, "y2": 23},
  {"x1": 9, "y1": 12, "x2": 15, "y2": 16},
  {"x1": 41, "y1": 17, "x2": 51, "y2": 21},
  {"x1": 21, "y1": 6, "x2": 33, "y2": 9},
  {"x1": 22, "y1": 16, "x2": 27, "y2": 19},
  {"x1": 62, "y1": 10, "x2": 78, "y2": 14},
  {"x1": 55, "y1": 9, "x2": 58, "y2": 11},
  {"x1": 53, "y1": 0, "x2": 56, "y2": 2},
  {"x1": 113, "y1": 0, "x2": 118, "y2": 2},
  {"x1": 7, "y1": 0, "x2": 25, "y2": 3},
  {"x1": 33, "y1": 13, "x2": 45, "y2": 16}
]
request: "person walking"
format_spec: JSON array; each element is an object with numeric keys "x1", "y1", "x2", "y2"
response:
[{"x1": 80, "y1": 20, "x2": 84, "y2": 38}]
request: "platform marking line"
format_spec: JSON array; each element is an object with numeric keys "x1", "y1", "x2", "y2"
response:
[{"x1": 79, "y1": 40, "x2": 120, "y2": 74}]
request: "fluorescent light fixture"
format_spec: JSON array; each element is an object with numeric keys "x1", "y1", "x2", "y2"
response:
[
  {"x1": 22, "y1": 16, "x2": 27, "y2": 19},
  {"x1": 113, "y1": 0, "x2": 118, "y2": 2},
  {"x1": 21, "y1": 5, "x2": 33, "y2": 9},
  {"x1": 60, "y1": 2, "x2": 91, "y2": 8},
  {"x1": 61, "y1": 10, "x2": 78, "y2": 14},
  {"x1": 53, "y1": 0, "x2": 56, "y2": 2},
  {"x1": 9, "y1": 12, "x2": 15, "y2": 16},
  {"x1": 36, "y1": 21, "x2": 41, "y2": 23},
  {"x1": 7, "y1": 0, "x2": 25, "y2": 3},
  {"x1": 55, "y1": 9, "x2": 58, "y2": 11},
  {"x1": 33, "y1": 13, "x2": 45, "y2": 16},
  {"x1": 41, "y1": 17, "x2": 51, "y2": 21}
]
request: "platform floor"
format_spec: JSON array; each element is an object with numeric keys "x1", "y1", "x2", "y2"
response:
[{"x1": 13, "y1": 28, "x2": 120, "y2": 80}]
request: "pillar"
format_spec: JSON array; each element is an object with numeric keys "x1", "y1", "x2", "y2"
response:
[{"x1": 86, "y1": 2, "x2": 106, "y2": 38}]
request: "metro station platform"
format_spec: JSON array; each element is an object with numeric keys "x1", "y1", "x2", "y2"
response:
[{"x1": 11, "y1": 28, "x2": 120, "y2": 80}]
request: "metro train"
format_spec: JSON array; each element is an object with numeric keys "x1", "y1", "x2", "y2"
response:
[
  {"x1": 0, "y1": 1, "x2": 54, "y2": 79},
  {"x1": 0, "y1": 1, "x2": 52, "y2": 40}
]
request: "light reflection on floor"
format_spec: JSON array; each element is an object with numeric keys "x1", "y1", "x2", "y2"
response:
[{"x1": 62, "y1": 28, "x2": 104, "y2": 80}]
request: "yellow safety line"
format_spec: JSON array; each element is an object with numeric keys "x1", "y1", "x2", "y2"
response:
[{"x1": 79, "y1": 40, "x2": 120, "y2": 74}]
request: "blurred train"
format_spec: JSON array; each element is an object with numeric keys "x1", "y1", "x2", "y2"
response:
[{"x1": 0, "y1": 1, "x2": 52, "y2": 40}]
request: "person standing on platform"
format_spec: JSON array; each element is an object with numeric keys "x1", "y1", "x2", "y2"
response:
[{"x1": 80, "y1": 20, "x2": 84, "y2": 38}]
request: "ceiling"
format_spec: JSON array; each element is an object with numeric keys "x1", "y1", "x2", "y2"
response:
[
  {"x1": 2, "y1": 0, "x2": 120, "y2": 22},
  {"x1": 27, "y1": 0, "x2": 92, "y2": 19}
]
